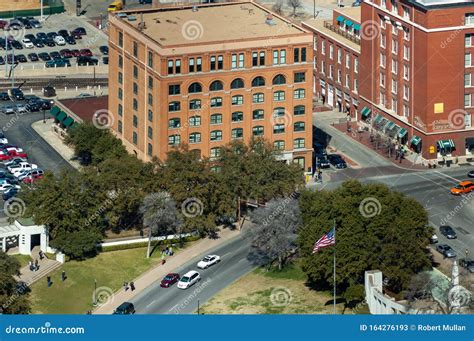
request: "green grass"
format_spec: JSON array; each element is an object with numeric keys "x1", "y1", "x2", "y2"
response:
[
  {"x1": 29, "y1": 246, "x2": 184, "y2": 314},
  {"x1": 254, "y1": 262, "x2": 307, "y2": 281},
  {"x1": 11, "y1": 254, "x2": 32, "y2": 268}
]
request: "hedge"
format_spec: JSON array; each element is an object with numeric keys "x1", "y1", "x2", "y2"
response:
[{"x1": 99, "y1": 235, "x2": 201, "y2": 253}]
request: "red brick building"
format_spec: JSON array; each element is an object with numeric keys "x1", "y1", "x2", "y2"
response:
[{"x1": 305, "y1": 0, "x2": 474, "y2": 164}]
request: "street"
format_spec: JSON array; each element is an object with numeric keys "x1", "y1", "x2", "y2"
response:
[{"x1": 131, "y1": 231, "x2": 254, "y2": 314}]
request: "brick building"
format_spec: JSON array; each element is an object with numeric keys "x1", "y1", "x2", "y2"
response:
[
  {"x1": 305, "y1": 0, "x2": 474, "y2": 164},
  {"x1": 107, "y1": 2, "x2": 314, "y2": 172}
]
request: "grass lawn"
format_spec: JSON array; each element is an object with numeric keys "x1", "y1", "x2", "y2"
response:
[
  {"x1": 11, "y1": 254, "x2": 32, "y2": 268},
  {"x1": 29, "y1": 245, "x2": 186, "y2": 314},
  {"x1": 201, "y1": 263, "x2": 354, "y2": 314}
]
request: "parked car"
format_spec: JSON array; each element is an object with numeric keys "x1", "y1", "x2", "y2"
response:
[
  {"x1": 77, "y1": 56, "x2": 98, "y2": 66},
  {"x1": 314, "y1": 154, "x2": 330, "y2": 169},
  {"x1": 160, "y1": 273, "x2": 180, "y2": 288},
  {"x1": 15, "y1": 103, "x2": 28, "y2": 113},
  {"x1": 0, "y1": 183, "x2": 21, "y2": 192},
  {"x1": 113, "y1": 302, "x2": 135, "y2": 315},
  {"x1": 65, "y1": 36, "x2": 76, "y2": 45},
  {"x1": 16, "y1": 54, "x2": 27, "y2": 63},
  {"x1": 40, "y1": 99, "x2": 53, "y2": 109},
  {"x1": 50, "y1": 51, "x2": 61, "y2": 60},
  {"x1": 43, "y1": 38, "x2": 55, "y2": 47},
  {"x1": 197, "y1": 255, "x2": 221, "y2": 269},
  {"x1": 4, "y1": 158, "x2": 26, "y2": 168},
  {"x1": 21, "y1": 38, "x2": 34, "y2": 48},
  {"x1": 99, "y1": 45, "x2": 109, "y2": 55},
  {"x1": 70, "y1": 49, "x2": 81, "y2": 57},
  {"x1": 436, "y1": 244, "x2": 456, "y2": 258},
  {"x1": 450, "y1": 181, "x2": 474, "y2": 195},
  {"x1": 0, "y1": 149, "x2": 27, "y2": 161},
  {"x1": 38, "y1": 52, "x2": 51, "y2": 61},
  {"x1": 45, "y1": 59, "x2": 71, "y2": 68},
  {"x1": 32, "y1": 38, "x2": 44, "y2": 48},
  {"x1": 9, "y1": 88, "x2": 24, "y2": 100},
  {"x1": 43, "y1": 86, "x2": 56, "y2": 97},
  {"x1": 26, "y1": 100, "x2": 41, "y2": 112},
  {"x1": 46, "y1": 32, "x2": 58, "y2": 39},
  {"x1": 8, "y1": 162, "x2": 37, "y2": 173},
  {"x1": 0, "y1": 92, "x2": 9, "y2": 101},
  {"x1": 72, "y1": 27, "x2": 86, "y2": 36},
  {"x1": 58, "y1": 29, "x2": 69, "y2": 37},
  {"x1": 439, "y1": 225, "x2": 457, "y2": 239},
  {"x1": 2, "y1": 105, "x2": 15, "y2": 114},
  {"x1": 27, "y1": 52, "x2": 39, "y2": 61},
  {"x1": 468, "y1": 170, "x2": 474, "y2": 178},
  {"x1": 29, "y1": 19, "x2": 41, "y2": 28},
  {"x1": 0, "y1": 132, "x2": 7, "y2": 144},
  {"x1": 18, "y1": 169, "x2": 43, "y2": 181},
  {"x1": 429, "y1": 234, "x2": 438, "y2": 244},
  {"x1": 328, "y1": 154, "x2": 348, "y2": 169},
  {"x1": 459, "y1": 258, "x2": 474, "y2": 273},
  {"x1": 36, "y1": 32, "x2": 47, "y2": 40},
  {"x1": 79, "y1": 48, "x2": 93, "y2": 57},
  {"x1": 102, "y1": 56, "x2": 109, "y2": 65},
  {"x1": 177, "y1": 270, "x2": 201, "y2": 289},
  {"x1": 60, "y1": 49, "x2": 73, "y2": 58},
  {"x1": 2, "y1": 187, "x2": 19, "y2": 201}
]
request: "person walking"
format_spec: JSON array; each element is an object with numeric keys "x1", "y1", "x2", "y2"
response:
[
  {"x1": 39, "y1": 250, "x2": 43, "y2": 260},
  {"x1": 123, "y1": 281, "x2": 129, "y2": 291},
  {"x1": 169, "y1": 245, "x2": 173, "y2": 256},
  {"x1": 28, "y1": 260, "x2": 33, "y2": 272},
  {"x1": 34, "y1": 259, "x2": 39, "y2": 271},
  {"x1": 61, "y1": 271, "x2": 66, "y2": 282},
  {"x1": 130, "y1": 282, "x2": 135, "y2": 291}
]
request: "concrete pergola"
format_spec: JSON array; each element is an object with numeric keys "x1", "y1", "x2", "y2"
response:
[{"x1": 0, "y1": 220, "x2": 48, "y2": 255}]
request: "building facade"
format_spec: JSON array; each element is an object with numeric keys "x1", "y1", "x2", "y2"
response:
[
  {"x1": 305, "y1": 0, "x2": 474, "y2": 163},
  {"x1": 107, "y1": 2, "x2": 314, "y2": 172}
]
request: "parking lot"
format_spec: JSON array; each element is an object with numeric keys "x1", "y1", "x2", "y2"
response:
[{"x1": 0, "y1": 12, "x2": 109, "y2": 71}]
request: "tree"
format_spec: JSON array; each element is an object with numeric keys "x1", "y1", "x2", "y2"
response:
[
  {"x1": 299, "y1": 180, "x2": 432, "y2": 294},
  {"x1": 247, "y1": 197, "x2": 301, "y2": 270},
  {"x1": 273, "y1": 0, "x2": 284, "y2": 15},
  {"x1": 287, "y1": 0, "x2": 302, "y2": 17},
  {"x1": 0, "y1": 252, "x2": 30, "y2": 314},
  {"x1": 53, "y1": 229, "x2": 102, "y2": 260},
  {"x1": 139, "y1": 192, "x2": 181, "y2": 258}
]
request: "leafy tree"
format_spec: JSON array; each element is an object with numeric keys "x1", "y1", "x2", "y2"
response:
[
  {"x1": 139, "y1": 192, "x2": 182, "y2": 258},
  {"x1": 273, "y1": 0, "x2": 284, "y2": 15},
  {"x1": 299, "y1": 180, "x2": 432, "y2": 294},
  {"x1": 0, "y1": 252, "x2": 30, "y2": 314},
  {"x1": 287, "y1": 0, "x2": 302, "y2": 16},
  {"x1": 247, "y1": 197, "x2": 301, "y2": 270},
  {"x1": 52, "y1": 229, "x2": 102, "y2": 260}
]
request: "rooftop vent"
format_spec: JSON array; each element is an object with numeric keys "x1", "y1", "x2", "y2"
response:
[{"x1": 266, "y1": 13, "x2": 276, "y2": 26}]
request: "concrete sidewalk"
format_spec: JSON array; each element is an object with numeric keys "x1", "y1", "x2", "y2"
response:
[{"x1": 93, "y1": 226, "x2": 241, "y2": 314}]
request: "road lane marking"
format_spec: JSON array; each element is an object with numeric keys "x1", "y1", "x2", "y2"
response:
[
  {"x1": 433, "y1": 171, "x2": 462, "y2": 183},
  {"x1": 415, "y1": 173, "x2": 454, "y2": 190}
]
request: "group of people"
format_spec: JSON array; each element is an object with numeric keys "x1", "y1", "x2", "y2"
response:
[
  {"x1": 313, "y1": 168, "x2": 323, "y2": 183},
  {"x1": 123, "y1": 281, "x2": 135, "y2": 292},
  {"x1": 28, "y1": 250, "x2": 46, "y2": 272},
  {"x1": 394, "y1": 144, "x2": 406, "y2": 163}
]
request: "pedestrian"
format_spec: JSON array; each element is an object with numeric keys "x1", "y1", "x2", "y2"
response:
[
  {"x1": 169, "y1": 246, "x2": 173, "y2": 256},
  {"x1": 61, "y1": 270, "x2": 66, "y2": 282},
  {"x1": 399, "y1": 151, "x2": 404, "y2": 163},
  {"x1": 165, "y1": 246, "x2": 169, "y2": 256},
  {"x1": 47, "y1": 276, "x2": 52, "y2": 287},
  {"x1": 161, "y1": 253, "x2": 166, "y2": 265},
  {"x1": 123, "y1": 281, "x2": 129, "y2": 291},
  {"x1": 34, "y1": 259, "x2": 39, "y2": 271},
  {"x1": 28, "y1": 260, "x2": 33, "y2": 271},
  {"x1": 39, "y1": 250, "x2": 43, "y2": 260},
  {"x1": 130, "y1": 282, "x2": 135, "y2": 291}
]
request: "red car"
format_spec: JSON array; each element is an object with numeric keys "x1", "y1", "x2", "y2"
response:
[
  {"x1": 23, "y1": 174, "x2": 43, "y2": 184},
  {"x1": 0, "y1": 149, "x2": 27, "y2": 161},
  {"x1": 60, "y1": 49, "x2": 73, "y2": 58},
  {"x1": 0, "y1": 20, "x2": 8, "y2": 29},
  {"x1": 80, "y1": 48, "x2": 92, "y2": 57},
  {"x1": 71, "y1": 49, "x2": 81, "y2": 57},
  {"x1": 160, "y1": 273, "x2": 180, "y2": 288}
]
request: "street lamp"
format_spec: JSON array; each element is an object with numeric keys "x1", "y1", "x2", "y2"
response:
[{"x1": 92, "y1": 279, "x2": 97, "y2": 306}]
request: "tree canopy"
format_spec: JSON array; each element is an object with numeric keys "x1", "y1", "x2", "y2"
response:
[
  {"x1": 298, "y1": 180, "x2": 432, "y2": 294},
  {"x1": 0, "y1": 252, "x2": 30, "y2": 314}
]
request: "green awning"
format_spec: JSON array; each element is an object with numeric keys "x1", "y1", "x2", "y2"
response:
[
  {"x1": 398, "y1": 128, "x2": 408, "y2": 138},
  {"x1": 384, "y1": 121, "x2": 396, "y2": 130},
  {"x1": 410, "y1": 135, "x2": 421, "y2": 146},
  {"x1": 361, "y1": 107, "x2": 371, "y2": 118},
  {"x1": 374, "y1": 114, "x2": 383, "y2": 124},
  {"x1": 62, "y1": 116, "x2": 75, "y2": 128},
  {"x1": 345, "y1": 20, "x2": 354, "y2": 27},
  {"x1": 336, "y1": 15, "x2": 345, "y2": 23},
  {"x1": 353, "y1": 24, "x2": 361, "y2": 31},
  {"x1": 437, "y1": 139, "x2": 455, "y2": 149},
  {"x1": 56, "y1": 111, "x2": 67, "y2": 122},
  {"x1": 50, "y1": 106, "x2": 60, "y2": 117}
]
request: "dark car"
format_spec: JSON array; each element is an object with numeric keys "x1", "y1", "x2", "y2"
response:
[
  {"x1": 113, "y1": 302, "x2": 135, "y2": 315},
  {"x1": 65, "y1": 36, "x2": 76, "y2": 45},
  {"x1": 58, "y1": 29, "x2": 69, "y2": 37},
  {"x1": 38, "y1": 52, "x2": 51, "y2": 61},
  {"x1": 36, "y1": 32, "x2": 47, "y2": 40},
  {"x1": 43, "y1": 86, "x2": 56, "y2": 97},
  {"x1": 102, "y1": 56, "x2": 109, "y2": 65},
  {"x1": 459, "y1": 258, "x2": 474, "y2": 273},
  {"x1": 79, "y1": 48, "x2": 92, "y2": 57},
  {"x1": 16, "y1": 54, "x2": 27, "y2": 63},
  {"x1": 43, "y1": 38, "x2": 55, "y2": 47},
  {"x1": 328, "y1": 154, "x2": 347, "y2": 169},
  {"x1": 99, "y1": 45, "x2": 109, "y2": 55},
  {"x1": 439, "y1": 225, "x2": 457, "y2": 239},
  {"x1": 40, "y1": 99, "x2": 52, "y2": 110},
  {"x1": 2, "y1": 187, "x2": 19, "y2": 201},
  {"x1": 314, "y1": 154, "x2": 330, "y2": 169},
  {"x1": 468, "y1": 170, "x2": 474, "y2": 178},
  {"x1": 32, "y1": 38, "x2": 44, "y2": 48},
  {"x1": 24, "y1": 34, "x2": 35, "y2": 40},
  {"x1": 26, "y1": 100, "x2": 41, "y2": 112},
  {"x1": 50, "y1": 51, "x2": 61, "y2": 60},
  {"x1": 436, "y1": 244, "x2": 456, "y2": 258},
  {"x1": 77, "y1": 56, "x2": 98, "y2": 66},
  {"x1": 46, "y1": 58, "x2": 71, "y2": 68},
  {"x1": 27, "y1": 53, "x2": 38, "y2": 62},
  {"x1": 160, "y1": 273, "x2": 180, "y2": 288},
  {"x1": 73, "y1": 27, "x2": 86, "y2": 36},
  {"x1": 11, "y1": 40, "x2": 22, "y2": 49},
  {"x1": 0, "y1": 92, "x2": 9, "y2": 101},
  {"x1": 0, "y1": 20, "x2": 8, "y2": 29},
  {"x1": 313, "y1": 142, "x2": 327, "y2": 156},
  {"x1": 46, "y1": 32, "x2": 58, "y2": 39},
  {"x1": 9, "y1": 88, "x2": 24, "y2": 100},
  {"x1": 0, "y1": 56, "x2": 4, "y2": 65}
]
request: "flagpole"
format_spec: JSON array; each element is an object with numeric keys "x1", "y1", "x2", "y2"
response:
[{"x1": 333, "y1": 219, "x2": 336, "y2": 315}]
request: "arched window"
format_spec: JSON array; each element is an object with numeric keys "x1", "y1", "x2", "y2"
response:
[
  {"x1": 210, "y1": 130, "x2": 223, "y2": 141},
  {"x1": 294, "y1": 105, "x2": 305, "y2": 116},
  {"x1": 231, "y1": 78, "x2": 244, "y2": 89},
  {"x1": 210, "y1": 80, "x2": 223, "y2": 91},
  {"x1": 294, "y1": 121, "x2": 305, "y2": 132},
  {"x1": 251, "y1": 76, "x2": 265, "y2": 87},
  {"x1": 272, "y1": 74, "x2": 286, "y2": 85},
  {"x1": 188, "y1": 82, "x2": 202, "y2": 93}
]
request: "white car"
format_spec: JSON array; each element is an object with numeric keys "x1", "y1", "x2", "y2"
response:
[
  {"x1": 8, "y1": 162, "x2": 37, "y2": 174},
  {"x1": 177, "y1": 270, "x2": 201, "y2": 289},
  {"x1": 21, "y1": 38, "x2": 34, "y2": 48},
  {"x1": 197, "y1": 255, "x2": 221, "y2": 269},
  {"x1": 53, "y1": 35, "x2": 66, "y2": 45},
  {"x1": 0, "y1": 133, "x2": 7, "y2": 144},
  {"x1": 0, "y1": 183, "x2": 20, "y2": 192}
]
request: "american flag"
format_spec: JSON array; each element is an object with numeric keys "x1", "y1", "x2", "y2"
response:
[{"x1": 312, "y1": 228, "x2": 335, "y2": 254}]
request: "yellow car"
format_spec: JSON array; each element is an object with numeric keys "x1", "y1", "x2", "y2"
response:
[{"x1": 108, "y1": 1, "x2": 123, "y2": 12}]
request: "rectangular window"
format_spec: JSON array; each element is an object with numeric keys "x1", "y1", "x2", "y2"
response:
[
  {"x1": 329, "y1": 45, "x2": 334, "y2": 59},
  {"x1": 253, "y1": 109, "x2": 264, "y2": 120},
  {"x1": 118, "y1": 55, "x2": 123, "y2": 68},
  {"x1": 294, "y1": 72, "x2": 305, "y2": 83},
  {"x1": 118, "y1": 72, "x2": 123, "y2": 84},
  {"x1": 252, "y1": 52, "x2": 258, "y2": 66},
  {"x1": 465, "y1": 73, "x2": 472, "y2": 87},
  {"x1": 133, "y1": 65, "x2": 138, "y2": 78},
  {"x1": 148, "y1": 76, "x2": 153, "y2": 89},
  {"x1": 210, "y1": 97, "x2": 222, "y2": 107},
  {"x1": 148, "y1": 127, "x2": 153, "y2": 139},
  {"x1": 118, "y1": 120, "x2": 122, "y2": 133},
  {"x1": 118, "y1": 32, "x2": 123, "y2": 47},
  {"x1": 253, "y1": 93, "x2": 264, "y2": 103},
  {"x1": 169, "y1": 84, "x2": 180, "y2": 95},
  {"x1": 273, "y1": 50, "x2": 279, "y2": 64},
  {"x1": 294, "y1": 48, "x2": 300, "y2": 63},
  {"x1": 175, "y1": 59, "x2": 181, "y2": 74},
  {"x1": 345, "y1": 54, "x2": 350, "y2": 69},
  {"x1": 210, "y1": 56, "x2": 216, "y2": 70},
  {"x1": 210, "y1": 114, "x2": 222, "y2": 125},
  {"x1": 217, "y1": 55, "x2": 223, "y2": 69},
  {"x1": 403, "y1": 46, "x2": 410, "y2": 60},
  {"x1": 189, "y1": 116, "x2": 201, "y2": 127},
  {"x1": 148, "y1": 93, "x2": 153, "y2": 106},
  {"x1": 147, "y1": 51, "x2": 153, "y2": 67},
  {"x1": 133, "y1": 98, "x2": 138, "y2": 110},
  {"x1": 189, "y1": 133, "x2": 201, "y2": 144},
  {"x1": 189, "y1": 58, "x2": 195, "y2": 72},
  {"x1": 118, "y1": 88, "x2": 123, "y2": 100},
  {"x1": 280, "y1": 50, "x2": 286, "y2": 64},
  {"x1": 147, "y1": 143, "x2": 152, "y2": 156},
  {"x1": 133, "y1": 132, "x2": 137, "y2": 145},
  {"x1": 465, "y1": 94, "x2": 472, "y2": 107},
  {"x1": 231, "y1": 112, "x2": 244, "y2": 122},
  {"x1": 118, "y1": 104, "x2": 123, "y2": 117},
  {"x1": 147, "y1": 109, "x2": 153, "y2": 122},
  {"x1": 465, "y1": 13, "x2": 474, "y2": 25},
  {"x1": 260, "y1": 51, "x2": 265, "y2": 65},
  {"x1": 294, "y1": 89, "x2": 305, "y2": 99},
  {"x1": 232, "y1": 95, "x2": 243, "y2": 105},
  {"x1": 133, "y1": 115, "x2": 138, "y2": 128},
  {"x1": 232, "y1": 54, "x2": 237, "y2": 69},
  {"x1": 466, "y1": 53, "x2": 472, "y2": 67},
  {"x1": 133, "y1": 41, "x2": 138, "y2": 57},
  {"x1": 301, "y1": 47, "x2": 306, "y2": 62},
  {"x1": 196, "y1": 57, "x2": 202, "y2": 72},
  {"x1": 210, "y1": 130, "x2": 223, "y2": 141},
  {"x1": 273, "y1": 91, "x2": 285, "y2": 101},
  {"x1": 133, "y1": 82, "x2": 138, "y2": 95},
  {"x1": 238, "y1": 53, "x2": 244, "y2": 68},
  {"x1": 168, "y1": 60, "x2": 174, "y2": 74},
  {"x1": 168, "y1": 118, "x2": 181, "y2": 128}
]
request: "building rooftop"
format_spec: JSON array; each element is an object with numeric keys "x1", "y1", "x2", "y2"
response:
[
  {"x1": 117, "y1": 2, "x2": 307, "y2": 46},
  {"x1": 409, "y1": 0, "x2": 474, "y2": 8},
  {"x1": 334, "y1": 6, "x2": 361, "y2": 23},
  {"x1": 302, "y1": 19, "x2": 361, "y2": 53},
  {"x1": 59, "y1": 96, "x2": 108, "y2": 123}
]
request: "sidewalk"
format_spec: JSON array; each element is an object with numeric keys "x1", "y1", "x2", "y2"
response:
[
  {"x1": 14, "y1": 248, "x2": 61, "y2": 286},
  {"x1": 93, "y1": 226, "x2": 242, "y2": 314},
  {"x1": 31, "y1": 119, "x2": 81, "y2": 170}
]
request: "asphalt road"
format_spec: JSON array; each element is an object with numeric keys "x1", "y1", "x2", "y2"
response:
[{"x1": 131, "y1": 231, "x2": 255, "y2": 314}]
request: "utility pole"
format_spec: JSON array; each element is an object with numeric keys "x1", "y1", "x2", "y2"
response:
[
  {"x1": 40, "y1": 0, "x2": 44, "y2": 22},
  {"x1": 92, "y1": 279, "x2": 97, "y2": 306}
]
